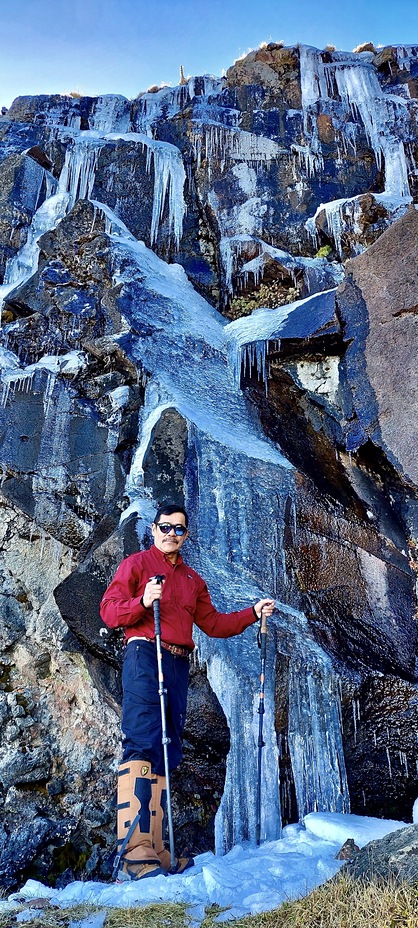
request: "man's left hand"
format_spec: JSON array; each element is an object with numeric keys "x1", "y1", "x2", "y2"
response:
[{"x1": 253, "y1": 598, "x2": 275, "y2": 620}]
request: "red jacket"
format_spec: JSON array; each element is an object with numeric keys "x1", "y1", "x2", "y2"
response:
[{"x1": 100, "y1": 545, "x2": 256, "y2": 649}]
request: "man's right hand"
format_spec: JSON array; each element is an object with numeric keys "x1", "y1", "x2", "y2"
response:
[{"x1": 142, "y1": 576, "x2": 165, "y2": 609}]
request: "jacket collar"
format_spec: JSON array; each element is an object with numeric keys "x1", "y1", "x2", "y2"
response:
[{"x1": 151, "y1": 544, "x2": 184, "y2": 567}]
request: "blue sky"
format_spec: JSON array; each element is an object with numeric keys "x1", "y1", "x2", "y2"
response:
[{"x1": 1, "y1": 0, "x2": 418, "y2": 108}]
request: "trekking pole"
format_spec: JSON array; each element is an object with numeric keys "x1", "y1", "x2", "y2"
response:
[
  {"x1": 153, "y1": 574, "x2": 176, "y2": 872},
  {"x1": 256, "y1": 607, "x2": 268, "y2": 846}
]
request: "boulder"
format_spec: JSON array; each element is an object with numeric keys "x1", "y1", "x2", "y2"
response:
[
  {"x1": 343, "y1": 824, "x2": 418, "y2": 883},
  {"x1": 338, "y1": 206, "x2": 418, "y2": 485}
]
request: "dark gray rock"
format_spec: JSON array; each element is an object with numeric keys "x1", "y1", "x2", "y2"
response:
[
  {"x1": 338, "y1": 206, "x2": 418, "y2": 485},
  {"x1": 0, "y1": 595, "x2": 26, "y2": 649},
  {"x1": 342, "y1": 824, "x2": 418, "y2": 883},
  {"x1": 0, "y1": 745, "x2": 52, "y2": 788},
  {"x1": 0, "y1": 152, "x2": 55, "y2": 281}
]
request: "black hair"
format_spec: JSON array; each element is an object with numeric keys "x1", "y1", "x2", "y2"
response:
[{"x1": 153, "y1": 502, "x2": 189, "y2": 528}]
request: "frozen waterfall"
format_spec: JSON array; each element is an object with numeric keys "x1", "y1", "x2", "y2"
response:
[
  {"x1": 0, "y1": 86, "x2": 352, "y2": 852},
  {"x1": 105, "y1": 208, "x2": 350, "y2": 847}
]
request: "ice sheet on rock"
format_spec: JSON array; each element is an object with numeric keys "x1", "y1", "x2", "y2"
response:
[
  {"x1": 1, "y1": 127, "x2": 186, "y2": 320},
  {"x1": 1, "y1": 186, "x2": 67, "y2": 293},
  {"x1": 289, "y1": 656, "x2": 349, "y2": 819},
  {"x1": 101, "y1": 212, "x2": 288, "y2": 467},
  {"x1": 89, "y1": 95, "x2": 131, "y2": 133},
  {"x1": 225, "y1": 289, "x2": 337, "y2": 388},
  {"x1": 304, "y1": 811, "x2": 409, "y2": 846},
  {"x1": 189, "y1": 572, "x2": 348, "y2": 850},
  {"x1": 195, "y1": 605, "x2": 281, "y2": 853},
  {"x1": 132, "y1": 76, "x2": 226, "y2": 135},
  {"x1": 0, "y1": 346, "x2": 21, "y2": 373},
  {"x1": 1, "y1": 134, "x2": 105, "y2": 310},
  {"x1": 274, "y1": 602, "x2": 350, "y2": 822},
  {"x1": 299, "y1": 44, "x2": 413, "y2": 255}
]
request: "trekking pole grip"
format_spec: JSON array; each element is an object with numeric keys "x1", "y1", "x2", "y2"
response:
[
  {"x1": 259, "y1": 607, "x2": 268, "y2": 657},
  {"x1": 152, "y1": 574, "x2": 165, "y2": 637},
  {"x1": 153, "y1": 597, "x2": 161, "y2": 636}
]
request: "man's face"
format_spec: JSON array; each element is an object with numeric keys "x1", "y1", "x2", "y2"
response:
[{"x1": 151, "y1": 512, "x2": 188, "y2": 558}]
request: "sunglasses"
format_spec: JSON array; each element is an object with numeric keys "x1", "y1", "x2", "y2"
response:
[{"x1": 157, "y1": 522, "x2": 188, "y2": 536}]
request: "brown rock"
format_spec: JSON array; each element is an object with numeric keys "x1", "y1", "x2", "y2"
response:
[
  {"x1": 226, "y1": 45, "x2": 301, "y2": 107},
  {"x1": 345, "y1": 206, "x2": 418, "y2": 484},
  {"x1": 317, "y1": 114, "x2": 335, "y2": 145},
  {"x1": 407, "y1": 78, "x2": 418, "y2": 98},
  {"x1": 373, "y1": 46, "x2": 397, "y2": 69},
  {"x1": 336, "y1": 838, "x2": 360, "y2": 860}
]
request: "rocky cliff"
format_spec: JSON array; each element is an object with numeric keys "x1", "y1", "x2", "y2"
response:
[{"x1": 0, "y1": 41, "x2": 418, "y2": 890}]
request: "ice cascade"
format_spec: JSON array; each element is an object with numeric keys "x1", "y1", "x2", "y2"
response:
[
  {"x1": 102, "y1": 206, "x2": 349, "y2": 847},
  {"x1": 299, "y1": 45, "x2": 413, "y2": 255}
]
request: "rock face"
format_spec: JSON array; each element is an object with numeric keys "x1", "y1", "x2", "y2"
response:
[
  {"x1": 0, "y1": 42, "x2": 418, "y2": 890},
  {"x1": 339, "y1": 207, "x2": 418, "y2": 483}
]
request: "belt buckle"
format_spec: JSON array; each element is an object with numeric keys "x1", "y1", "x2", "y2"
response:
[{"x1": 161, "y1": 640, "x2": 188, "y2": 658}]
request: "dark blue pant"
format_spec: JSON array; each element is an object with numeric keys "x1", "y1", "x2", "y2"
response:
[{"x1": 121, "y1": 640, "x2": 189, "y2": 775}]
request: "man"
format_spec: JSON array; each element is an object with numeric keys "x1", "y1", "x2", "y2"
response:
[{"x1": 100, "y1": 501, "x2": 275, "y2": 882}]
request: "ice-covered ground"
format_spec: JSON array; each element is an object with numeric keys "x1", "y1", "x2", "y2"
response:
[{"x1": 3, "y1": 812, "x2": 410, "y2": 925}]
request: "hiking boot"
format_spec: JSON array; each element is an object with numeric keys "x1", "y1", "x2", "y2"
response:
[
  {"x1": 158, "y1": 847, "x2": 194, "y2": 874},
  {"x1": 117, "y1": 859, "x2": 167, "y2": 881},
  {"x1": 153, "y1": 775, "x2": 194, "y2": 874},
  {"x1": 116, "y1": 760, "x2": 161, "y2": 874}
]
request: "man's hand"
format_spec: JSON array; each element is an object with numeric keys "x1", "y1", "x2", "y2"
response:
[
  {"x1": 142, "y1": 576, "x2": 165, "y2": 609},
  {"x1": 253, "y1": 598, "x2": 275, "y2": 620}
]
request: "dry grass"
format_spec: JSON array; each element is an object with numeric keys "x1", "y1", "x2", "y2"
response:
[
  {"x1": 2, "y1": 876, "x2": 418, "y2": 927},
  {"x1": 105, "y1": 902, "x2": 190, "y2": 927},
  {"x1": 228, "y1": 874, "x2": 418, "y2": 927},
  {"x1": 0, "y1": 900, "x2": 189, "y2": 928}
]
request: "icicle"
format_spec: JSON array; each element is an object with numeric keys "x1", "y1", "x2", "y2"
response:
[
  {"x1": 59, "y1": 137, "x2": 103, "y2": 210},
  {"x1": 219, "y1": 238, "x2": 234, "y2": 294},
  {"x1": 384, "y1": 140, "x2": 410, "y2": 197},
  {"x1": 191, "y1": 123, "x2": 283, "y2": 168},
  {"x1": 399, "y1": 750, "x2": 409, "y2": 776},
  {"x1": 291, "y1": 143, "x2": 324, "y2": 177},
  {"x1": 288, "y1": 657, "x2": 349, "y2": 819},
  {"x1": 142, "y1": 140, "x2": 186, "y2": 249}
]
